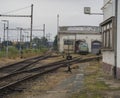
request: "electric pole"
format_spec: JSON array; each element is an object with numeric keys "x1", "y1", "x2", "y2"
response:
[
  {"x1": 20, "y1": 28, "x2": 22, "y2": 54},
  {"x1": 16, "y1": 27, "x2": 23, "y2": 58},
  {"x1": 30, "y1": 4, "x2": 33, "y2": 48},
  {"x1": 0, "y1": 4, "x2": 33, "y2": 48},
  {"x1": 3, "y1": 23, "x2": 5, "y2": 41},
  {"x1": 1, "y1": 20, "x2": 9, "y2": 57},
  {"x1": 57, "y1": 14, "x2": 59, "y2": 51},
  {"x1": 43, "y1": 24, "x2": 45, "y2": 37}
]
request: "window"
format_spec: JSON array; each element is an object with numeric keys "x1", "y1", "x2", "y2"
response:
[
  {"x1": 100, "y1": 17, "x2": 115, "y2": 50},
  {"x1": 64, "y1": 40, "x2": 74, "y2": 45}
]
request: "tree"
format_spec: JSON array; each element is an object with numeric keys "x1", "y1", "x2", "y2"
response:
[
  {"x1": 41, "y1": 37, "x2": 48, "y2": 47},
  {"x1": 32, "y1": 37, "x2": 48, "y2": 48},
  {"x1": 23, "y1": 42, "x2": 30, "y2": 49},
  {"x1": 2, "y1": 41, "x2": 13, "y2": 47},
  {"x1": 53, "y1": 35, "x2": 58, "y2": 50},
  {"x1": 32, "y1": 37, "x2": 41, "y2": 48}
]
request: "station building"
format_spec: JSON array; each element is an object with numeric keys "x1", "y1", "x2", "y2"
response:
[
  {"x1": 58, "y1": 26, "x2": 102, "y2": 53},
  {"x1": 101, "y1": 0, "x2": 120, "y2": 79}
]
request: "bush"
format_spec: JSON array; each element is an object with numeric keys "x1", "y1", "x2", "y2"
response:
[
  {"x1": 8, "y1": 46, "x2": 19, "y2": 58},
  {"x1": 0, "y1": 46, "x2": 48, "y2": 59}
]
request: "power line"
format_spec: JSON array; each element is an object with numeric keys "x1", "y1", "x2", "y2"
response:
[
  {"x1": 0, "y1": 4, "x2": 33, "y2": 48},
  {"x1": 0, "y1": 14, "x2": 31, "y2": 17},
  {"x1": 1, "y1": 6, "x2": 31, "y2": 15}
]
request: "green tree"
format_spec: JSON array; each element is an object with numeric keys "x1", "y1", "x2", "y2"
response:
[
  {"x1": 32, "y1": 37, "x2": 41, "y2": 48},
  {"x1": 41, "y1": 37, "x2": 48, "y2": 47},
  {"x1": 53, "y1": 35, "x2": 58, "y2": 50},
  {"x1": 32, "y1": 37, "x2": 48, "y2": 48}
]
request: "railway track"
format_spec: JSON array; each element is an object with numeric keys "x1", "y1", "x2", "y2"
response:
[
  {"x1": 0, "y1": 55, "x2": 102, "y2": 96},
  {"x1": 0, "y1": 53, "x2": 52, "y2": 78}
]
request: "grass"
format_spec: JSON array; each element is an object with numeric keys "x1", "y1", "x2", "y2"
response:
[
  {"x1": 0, "y1": 47, "x2": 48, "y2": 59},
  {"x1": 0, "y1": 50, "x2": 6, "y2": 58},
  {"x1": 71, "y1": 61, "x2": 110, "y2": 98},
  {"x1": 71, "y1": 91, "x2": 103, "y2": 98}
]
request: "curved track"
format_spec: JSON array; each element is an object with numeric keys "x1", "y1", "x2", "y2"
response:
[
  {"x1": 0, "y1": 53, "x2": 51, "y2": 78},
  {"x1": 0, "y1": 55, "x2": 101, "y2": 95}
]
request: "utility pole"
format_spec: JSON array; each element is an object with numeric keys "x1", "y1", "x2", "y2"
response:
[
  {"x1": 0, "y1": 4, "x2": 33, "y2": 48},
  {"x1": 3, "y1": 23, "x2": 5, "y2": 41},
  {"x1": 30, "y1": 4, "x2": 33, "y2": 48},
  {"x1": 5, "y1": 27, "x2": 44, "y2": 49},
  {"x1": 1, "y1": 20, "x2": 9, "y2": 57},
  {"x1": 43, "y1": 24, "x2": 45, "y2": 37},
  {"x1": 46, "y1": 33, "x2": 51, "y2": 47},
  {"x1": 57, "y1": 14, "x2": 59, "y2": 51},
  {"x1": 20, "y1": 28, "x2": 22, "y2": 53},
  {"x1": 67, "y1": 36, "x2": 70, "y2": 55},
  {"x1": 6, "y1": 21, "x2": 9, "y2": 57},
  {"x1": 17, "y1": 27, "x2": 23, "y2": 58}
]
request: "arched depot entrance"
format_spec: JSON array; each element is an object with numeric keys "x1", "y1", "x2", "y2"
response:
[
  {"x1": 75, "y1": 40, "x2": 85, "y2": 53},
  {"x1": 91, "y1": 40, "x2": 101, "y2": 54}
]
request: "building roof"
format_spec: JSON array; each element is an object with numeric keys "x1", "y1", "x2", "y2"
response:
[{"x1": 59, "y1": 26, "x2": 100, "y2": 34}]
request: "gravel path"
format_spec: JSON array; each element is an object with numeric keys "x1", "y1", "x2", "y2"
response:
[
  {"x1": 4, "y1": 62, "x2": 88, "y2": 98},
  {"x1": 39, "y1": 63, "x2": 87, "y2": 98}
]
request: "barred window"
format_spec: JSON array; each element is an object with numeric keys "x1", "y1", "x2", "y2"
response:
[
  {"x1": 64, "y1": 40, "x2": 73, "y2": 45},
  {"x1": 100, "y1": 17, "x2": 115, "y2": 50}
]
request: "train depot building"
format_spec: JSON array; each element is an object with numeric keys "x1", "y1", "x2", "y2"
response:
[
  {"x1": 101, "y1": 0, "x2": 120, "y2": 79},
  {"x1": 58, "y1": 26, "x2": 102, "y2": 54}
]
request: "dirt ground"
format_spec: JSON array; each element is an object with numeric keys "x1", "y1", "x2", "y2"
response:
[
  {"x1": 2, "y1": 55, "x2": 120, "y2": 98},
  {"x1": 0, "y1": 58, "x2": 24, "y2": 68},
  {"x1": 4, "y1": 62, "x2": 81, "y2": 98}
]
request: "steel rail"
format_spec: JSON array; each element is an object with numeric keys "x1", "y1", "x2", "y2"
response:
[
  {"x1": 0, "y1": 54, "x2": 51, "y2": 78},
  {"x1": 0, "y1": 55, "x2": 102, "y2": 94}
]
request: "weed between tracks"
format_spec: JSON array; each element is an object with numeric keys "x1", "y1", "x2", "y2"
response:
[{"x1": 71, "y1": 60, "x2": 113, "y2": 98}]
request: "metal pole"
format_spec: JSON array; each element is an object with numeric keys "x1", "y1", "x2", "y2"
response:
[
  {"x1": 30, "y1": 4, "x2": 33, "y2": 48},
  {"x1": 1, "y1": 20, "x2": 9, "y2": 57},
  {"x1": 114, "y1": 0, "x2": 118, "y2": 79},
  {"x1": 57, "y1": 14, "x2": 59, "y2": 51},
  {"x1": 6, "y1": 21, "x2": 9, "y2": 57},
  {"x1": 75, "y1": 33, "x2": 76, "y2": 53},
  {"x1": 27, "y1": 32, "x2": 29, "y2": 42},
  {"x1": 67, "y1": 36, "x2": 70, "y2": 55},
  {"x1": 20, "y1": 28, "x2": 22, "y2": 58},
  {"x1": 43, "y1": 24, "x2": 45, "y2": 37},
  {"x1": 3, "y1": 23, "x2": 5, "y2": 41}
]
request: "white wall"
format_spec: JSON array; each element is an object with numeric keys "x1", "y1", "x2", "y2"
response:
[
  {"x1": 117, "y1": 0, "x2": 120, "y2": 67},
  {"x1": 103, "y1": 0, "x2": 115, "y2": 20},
  {"x1": 59, "y1": 34, "x2": 76, "y2": 52},
  {"x1": 102, "y1": 0, "x2": 115, "y2": 66},
  {"x1": 59, "y1": 34, "x2": 101, "y2": 52},
  {"x1": 102, "y1": 51, "x2": 115, "y2": 65}
]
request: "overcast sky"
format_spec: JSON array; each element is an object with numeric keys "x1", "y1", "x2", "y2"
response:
[{"x1": 0, "y1": 0, "x2": 103, "y2": 41}]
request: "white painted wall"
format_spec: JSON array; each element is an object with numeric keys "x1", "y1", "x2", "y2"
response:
[
  {"x1": 102, "y1": 0, "x2": 115, "y2": 65},
  {"x1": 117, "y1": 0, "x2": 120, "y2": 67},
  {"x1": 59, "y1": 34, "x2": 76, "y2": 52},
  {"x1": 103, "y1": 0, "x2": 115, "y2": 20},
  {"x1": 102, "y1": 51, "x2": 115, "y2": 65},
  {"x1": 59, "y1": 34, "x2": 101, "y2": 52}
]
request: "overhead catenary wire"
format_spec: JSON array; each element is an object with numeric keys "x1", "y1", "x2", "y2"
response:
[
  {"x1": 0, "y1": 4, "x2": 33, "y2": 49},
  {"x1": 1, "y1": 6, "x2": 31, "y2": 15}
]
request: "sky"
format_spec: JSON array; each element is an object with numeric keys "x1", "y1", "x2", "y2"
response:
[{"x1": 0, "y1": 0, "x2": 103, "y2": 42}]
